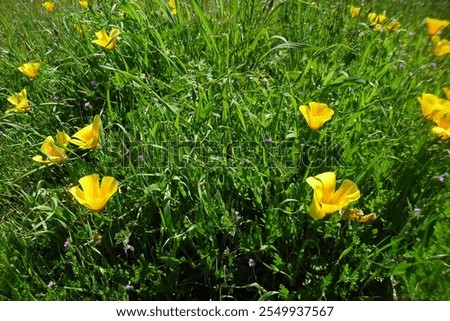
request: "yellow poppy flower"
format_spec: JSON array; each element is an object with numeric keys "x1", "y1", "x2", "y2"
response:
[
  {"x1": 79, "y1": 1, "x2": 88, "y2": 9},
  {"x1": 341, "y1": 208, "x2": 377, "y2": 223},
  {"x1": 18, "y1": 62, "x2": 41, "y2": 79},
  {"x1": 43, "y1": 2, "x2": 55, "y2": 11},
  {"x1": 443, "y1": 88, "x2": 450, "y2": 100},
  {"x1": 425, "y1": 17, "x2": 450, "y2": 36},
  {"x1": 71, "y1": 114, "x2": 101, "y2": 149},
  {"x1": 350, "y1": 6, "x2": 360, "y2": 19},
  {"x1": 169, "y1": 0, "x2": 177, "y2": 15},
  {"x1": 5, "y1": 89, "x2": 30, "y2": 114},
  {"x1": 69, "y1": 174, "x2": 118, "y2": 212},
  {"x1": 299, "y1": 102, "x2": 334, "y2": 131},
  {"x1": 418, "y1": 93, "x2": 450, "y2": 120},
  {"x1": 431, "y1": 116, "x2": 450, "y2": 140},
  {"x1": 32, "y1": 131, "x2": 71, "y2": 164},
  {"x1": 368, "y1": 12, "x2": 387, "y2": 25},
  {"x1": 373, "y1": 24, "x2": 383, "y2": 32},
  {"x1": 306, "y1": 172, "x2": 361, "y2": 219},
  {"x1": 92, "y1": 29, "x2": 120, "y2": 50},
  {"x1": 385, "y1": 20, "x2": 401, "y2": 32},
  {"x1": 432, "y1": 35, "x2": 450, "y2": 57}
]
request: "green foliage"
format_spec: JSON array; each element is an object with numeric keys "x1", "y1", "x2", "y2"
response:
[{"x1": 0, "y1": 0, "x2": 449, "y2": 300}]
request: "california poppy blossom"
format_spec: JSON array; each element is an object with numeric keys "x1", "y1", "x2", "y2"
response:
[
  {"x1": 79, "y1": 1, "x2": 88, "y2": 9},
  {"x1": 32, "y1": 131, "x2": 71, "y2": 164},
  {"x1": 425, "y1": 17, "x2": 450, "y2": 36},
  {"x1": 350, "y1": 6, "x2": 360, "y2": 19},
  {"x1": 92, "y1": 29, "x2": 120, "y2": 50},
  {"x1": 432, "y1": 35, "x2": 450, "y2": 57},
  {"x1": 5, "y1": 89, "x2": 30, "y2": 114},
  {"x1": 71, "y1": 114, "x2": 101, "y2": 149},
  {"x1": 306, "y1": 172, "x2": 360, "y2": 219},
  {"x1": 42, "y1": 2, "x2": 55, "y2": 11},
  {"x1": 418, "y1": 93, "x2": 450, "y2": 120},
  {"x1": 431, "y1": 116, "x2": 450, "y2": 140},
  {"x1": 368, "y1": 12, "x2": 387, "y2": 25},
  {"x1": 169, "y1": 0, "x2": 177, "y2": 15},
  {"x1": 385, "y1": 20, "x2": 401, "y2": 32},
  {"x1": 18, "y1": 62, "x2": 41, "y2": 79},
  {"x1": 299, "y1": 102, "x2": 334, "y2": 131},
  {"x1": 69, "y1": 174, "x2": 118, "y2": 212},
  {"x1": 444, "y1": 88, "x2": 450, "y2": 100}
]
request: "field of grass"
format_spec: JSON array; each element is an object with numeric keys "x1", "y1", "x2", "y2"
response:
[{"x1": 0, "y1": 0, "x2": 449, "y2": 300}]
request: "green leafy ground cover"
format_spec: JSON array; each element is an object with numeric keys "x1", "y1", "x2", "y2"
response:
[{"x1": 0, "y1": 0, "x2": 449, "y2": 300}]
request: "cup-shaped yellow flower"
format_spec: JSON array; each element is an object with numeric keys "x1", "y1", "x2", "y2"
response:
[
  {"x1": 92, "y1": 29, "x2": 120, "y2": 50},
  {"x1": 6, "y1": 89, "x2": 30, "y2": 114},
  {"x1": 18, "y1": 62, "x2": 41, "y2": 79},
  {"x1": 306, "y1": 172, "x2": 361, "y2": 219},
  {"x1": 425, "y1": 17, "x2": 450, "y2": 36},
  {"x1": 169, "y1": 0, "x2": 177, "y2": 15},
  {"x1": 69, "y1": 174, "x2": 118, "y2": 212},
  {"x1": 368, "y1": 12, "x2": 387, "y2": 25},
  {"x1": 432, "y1": 35, "x2": 450, "y2": 57},
  {"x1": 79, "y1": 1, "x2": 88, "y2": 9},
  {"x1": 418, "y1": 93, "x2": 450, "y2": 120},
  {"x1": 71, "y1": 114, "x2": 101, "y2": 149},
  {"x1": 43, "y1": 1, "x2": 55, "y2": 11},
  {"x1": 350, "y1": 6, "x2": 360, "y2": 19},
  {"x1": 32, "y1": 131, "x2": 71, "y2": 164},
  {"x1": 431, "y1": 116, "x2": 450, "y2": 140},
  {"x1": 299, "y1": 102, "x2": 334, "y2": 131},
  {"x1": 385, "y1": 20, "x2": 401, "y2": 32}
]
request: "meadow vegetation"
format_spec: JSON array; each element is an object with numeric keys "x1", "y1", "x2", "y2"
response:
[{"x1": 0, "y1": 0, "x2": 449, "y2": 300}]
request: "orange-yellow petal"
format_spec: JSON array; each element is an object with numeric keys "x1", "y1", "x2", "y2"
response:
[{"x1": 425, "y1": 17, "x2": 450, "y2": 36}]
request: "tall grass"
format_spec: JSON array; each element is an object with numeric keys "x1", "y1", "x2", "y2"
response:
[{"x1": 0, "y1": 0, "x2": 449, "y2": 300}]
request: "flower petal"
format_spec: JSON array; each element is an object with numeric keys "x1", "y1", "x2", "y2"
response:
[
  {"x1": 330, "y1": 179, "x2": 361, "y2": 208},
  {"x1": 100, "y1": 176, "x2": 118, "y2": 200},
  {"x1": 78, "y1": 174, "x2": 100, "y2": 200}
]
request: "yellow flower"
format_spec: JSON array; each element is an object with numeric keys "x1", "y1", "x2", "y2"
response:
[
  {"x1": 5, "y1": 89, "x2": 30, "y2": 114},
  {"x1": 75, "y1": 23, "x2": 89, "y2": 36},
  {"x1": 92, "y1": 29, "x2": 120, "y2": 50},
  {"x1": 299, "y1": 102, "x2": 334, "y2": 131},
  {"x1": 444, "y1": 88, "x2": 450, "y2": 100},
  {"x1": 431, "y1": 116, "x2": 450, "y2": 140},
  {"x1": 432, "y1": 35, "x2": 450, "y2": 57},
  {"x1": 350, "y1": 6, "x2": 361, "y2": 19},
  {"x1": 306, "y1": 172, "x2": 361, "y2": 220},
  {"x1": 418, "y1": 93, "x2": 450, "y2": 120},
  {"x1": 32, "y1": 131, "x2": 71, "y2": 164},
  {"x1": 18, "y1": 62, "x2": 41, "y2": 79},
  {"x1": 169, "y1": 0, "x2": 177, "y2": 15},
  {"x1": 341, "y1": 208, "x2": 377, "y2": 223},
  {"x1": 71, "y1": 114, "x2": 101, "y2": 149},
  {"x1": 425, "y1": 17, "x2": 450, "y2": 36},
  {"x1": 373, "y1": 24, "x2": 382, "y2": 32},
  {"x1": 368, "y1": 12, "x2": 387, "y2": 25},
  {"x1": 79, "y1": 1, "x2": 88, "y2": 9},
  {"x1": 69, "y1": 174, "x2": 118, "y2": 212},
  {"x1": 43, "y1": 2, "x2": 55, "y2": 11},
  {"x1": 385, "y1": 20, "x2": 401, "y2": 32}
]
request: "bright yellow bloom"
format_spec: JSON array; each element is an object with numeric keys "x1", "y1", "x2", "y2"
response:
[
  {"x1": 306, "y1": 172, "x2": 361, "y2": 220},
  {"x1": 299, "y1": 102, "x2": 334, "y2": 131},
  {"x1": 350, "y1": 6, "x2": 360, "y2": 19},
  {"x1": 6, "y1": 89, "x2": 30, "y2": 114},
  {"x1": 444, "y1": 88, "x2": 450, "y2": 100},
  {"x1": 341, "y1": 208, "x2": 377, "y2": 223},
  {"x1": 373, "y1": 24, "x2": 382, "y2": 32},
  {"x1": 431, "y1": 116, "x2": 450, "y2": 140},
  {"x1": 385, "y1": 20, "x2": 401, "y2": 32},
  {"x1": 92, "y1": 29, "x2": 120, "y2": 50},
  {"x1": 18, "y1": 62, "x2": 41, "y2": 79},
  {"x1": 168, "y1": 0, "x2": 177, "y2": 15},
  {"x1": 32, "y1": 131, "x2": 71, "y2": 164},
  {"x1": 425, "y1": 17, "x2": 450, "y2": 36},
  {"x1": 43, "y1": 2, "x2": 54, "y2": 11},
  {"x1": 368, "y1": 12, "x2": 387, "y2": 25},
  {"x1": 432, "y1": 35, "x2": 450, "y2": 57},
  {"x1": 69, "y1": 174, "x2": 118, "y2": 212},
  {"x1": 75, "y1": 23, "x2": 89, "y2": 36},
  {"x1": 71, "y1": 114, "x2": 101, "y2": 149},
  {"x1": 79, "y1": 1, "x2": 88, "y2": 9},
  {"x1": 418, "y1": 93, "x2": 450, "y2": 120}
]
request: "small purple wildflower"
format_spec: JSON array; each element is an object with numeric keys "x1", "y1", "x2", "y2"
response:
[
  {"x1": 248, "y1": 258, "x2": 256, "y2": 267},
  {"x1": 126, "y1": 244, "x2": 134, "y2": 252},
  {"x1": 414, "y1": 207, "x2": 421, "y2": 214},
  {"x1": 48, "y1": 281, "x2": 55, "y2": 288},
  {"x1": 235, "y1": 210, "x2": 240, "y2": 218},
  {"x1": 91, "y1": 80, "x2": 97, "y2": 86},
  {"x1": 52, "y1": 95, "x2": 59, "y2": 101},
  {"x1": 124, "y1": 284, "x2": 132, "y2": 291},
  {"x1": 437, "y1": 172, "x2": 449, "y2": 182},
  {"x1": 264, "y1": 138, "x2": 273, "y2": 144},
  {"x1": 64, "y1": 240, "x2": 70, "y2": 248},
  {"x1": 446, "y1": 149, "x2": 450, "y2": 155},
  {"x1": 430, "y1": 62, "x2": 437, "y2": 68},
  {"x1": 399, "y1": 62, "x2": 405, "y2": 69},
  {"x1": 84, "y1": 101, "x2": 91, "y2": 108},
  {"x1": 138, "y1": 154, "x2": 145, "y2": 161}
]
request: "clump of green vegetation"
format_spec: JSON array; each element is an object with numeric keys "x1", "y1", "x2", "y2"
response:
[{"x1": 0, "y1": 0, "x2": 448, "y2": 300}]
